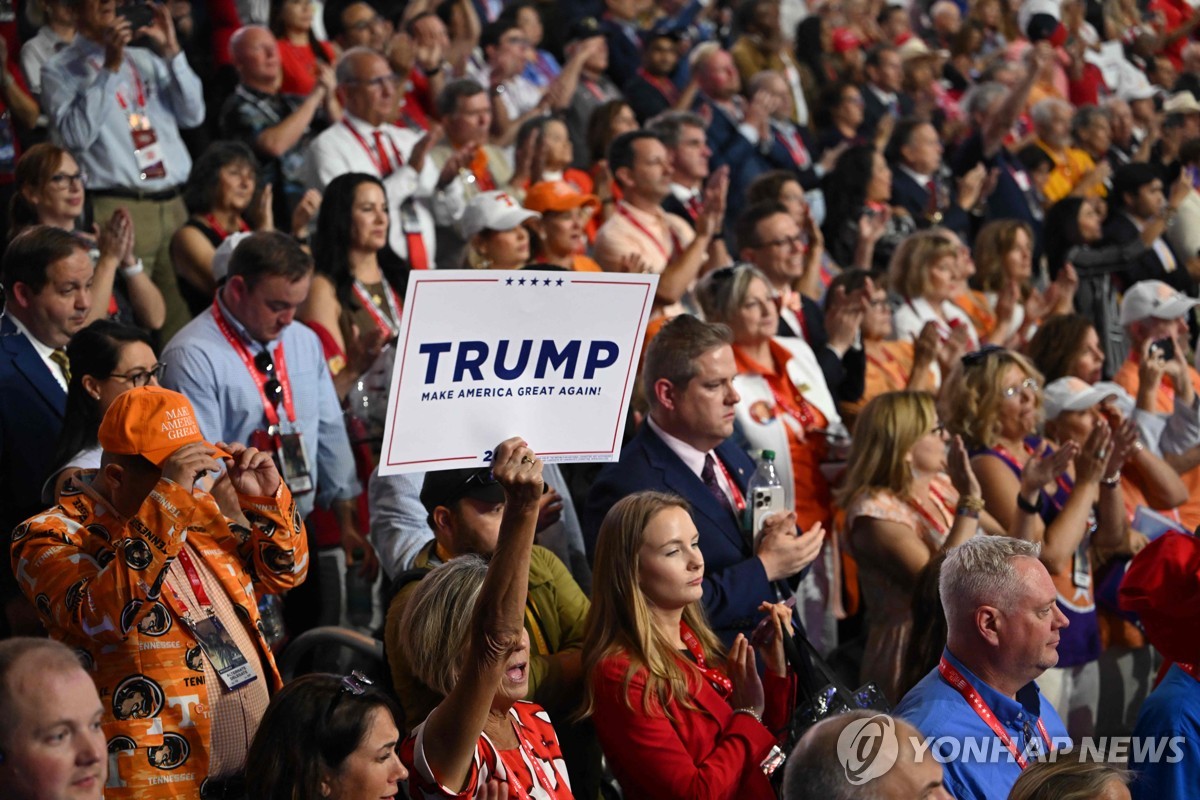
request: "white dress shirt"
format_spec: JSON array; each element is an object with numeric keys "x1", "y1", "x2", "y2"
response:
[
  {"x1": 7, "y1": 313, "x2": 67, "y2": 391},
  {"x1": 646, "y1": 415, "x2": 736, "y2": 507},
  {"x1": 302, "y1": 112, "x2": 466, "y2": 264}
]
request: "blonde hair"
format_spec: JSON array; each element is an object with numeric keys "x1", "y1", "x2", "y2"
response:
[
  {"x1": 398, "y1": 554, "x2": 489, "y2": 696},
  {"x1": 580, "y1": 492, "x2": 723, "y2": 721},
  {"x1": 1007, "y1": 750, "x2": 1131, "y2": 800},
  {"x1": 835, "y1": 391, "x2": 937, "y2": 506},
  {"x1": 887, "y1": 230, "x2": 959, "y2": 300},
  {"x1": 940, "y1": 349, "x2": 1043, "y2": 449},
  {"x1": 972, "y1": 219, "x2": 1033, "y2": 294}
]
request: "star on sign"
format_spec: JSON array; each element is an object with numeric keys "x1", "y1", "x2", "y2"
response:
[
  {"x1": 506, "y1": 277, "x2": 514, "y2": 285},
  {"x1": 542, "y1": 278, "x2": 552, "y2": 286},
  {"x1": 517, "y1": 278, "x2": 526, "y2": 285},
  {"x1": 556, "y1": 278, "x2": 564, "y2": 286}
]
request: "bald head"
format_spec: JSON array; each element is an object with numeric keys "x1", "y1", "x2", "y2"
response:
[
  {"x1": 230, "y1": 25, "x2": 281, "y2": 92},
  {"x1": 782, "y1": 712, "x2": 951, "y2": 800}
]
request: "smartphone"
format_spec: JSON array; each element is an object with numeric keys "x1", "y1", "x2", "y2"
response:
[
  {"x1": 749, "y1": 595, "x2": 797, "y2": 648},
  {"x1": 1151, "y1": 336, "x2": 1176, "y2": 361},
  {"x1": 117, "y1": 1, "x2": 155, "y2": 30},
  {"x1": 748, "y1": 485, "x2": 786, "y2": 545}
]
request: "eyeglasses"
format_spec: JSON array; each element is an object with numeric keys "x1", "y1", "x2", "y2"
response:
[
  {"x1": 449, "y1": 469, "x2": 498, "y2": 504},
  {"x1": 349, "y1": 73, "x2": 401, "y2": 89},
  {"x1": 48, "y1": 171, "x2": 86, "y2": 189},
  {"x1": 756, "y1": 233, "x2": 806, "y2": 250},
  {"x1": 109, "y1": 362, "x2": 165, "y2": 387},
  {"x1": 254, "y1": 350, "x2": 284, "y2": 406},
  {"x1": 1002, "y1": 378, "x2": 1040, "y2": 399}
]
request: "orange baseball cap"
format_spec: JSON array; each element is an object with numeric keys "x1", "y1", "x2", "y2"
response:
[
  {"x1": 524, "y1": 181, "x2": 601, "y2": 215},
  {"x1": 99, "y1": 386, "x2": 232, "y2": 466}
]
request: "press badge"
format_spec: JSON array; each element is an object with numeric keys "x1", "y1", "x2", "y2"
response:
[
  {"x1": 188, "y1": 616, "x2": 258, "y2": 689},
  {"x1": 275, "y1": 432, "x2": 314, "y2": 494},
  {"x1": 130, "y1": 114, "x2": 167, "y2": 180}
]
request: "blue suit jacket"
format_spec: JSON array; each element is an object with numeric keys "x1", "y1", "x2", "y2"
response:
[
  {"x1": 889, "y1": 167, "x2": 971, "y2": 237},
  {"x1": 584, "y1": 423, "x2": 776, "y2": 641},
  {"x1": 0, "y1": 314, "x2": 66, "y2": 536}
]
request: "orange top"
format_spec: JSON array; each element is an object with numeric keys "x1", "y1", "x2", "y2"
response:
[
  {"x1": 952, "y1": 289, "x2": 998, "y2": 339},
  {"x1": 842, "y1": 339, "x2": 935, "y2": 427},
  {"x1": 733, "y1": 340, "x2": 832, "y2": 530}
]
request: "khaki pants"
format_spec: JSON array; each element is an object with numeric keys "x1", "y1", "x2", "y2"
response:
[{"x1": 91, "y1": 194, "x2": 190, "y2": 343}]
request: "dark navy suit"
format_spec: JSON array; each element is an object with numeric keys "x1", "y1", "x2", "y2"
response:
[
  {"x1": 0, "y1": 314, "x2": 67, "y2": 600},
  {"x1": 584, "y1": 422, "x2": 776, "y2": 642},
  {"x1": 889, "y1": 166, "x2": 971, "y2": 237}
]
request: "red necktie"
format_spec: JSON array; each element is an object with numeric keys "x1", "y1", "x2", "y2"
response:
[
  {"x1": 686, "y1": 195, "x2": 702, "y2": 220},
  {"x1": 926, "y1": 179, "x2": 939, "y2": 217},
  {"x1": 373, "y1": 131, "x2": 393, "y2": 176},
  {"x1": 406, "y1": 220, "x2": 429, "y2": 270}
]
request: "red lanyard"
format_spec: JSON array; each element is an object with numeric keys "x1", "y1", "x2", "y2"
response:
[
  {"x1": 938, "y1": 656, "x2": 1053, "y2": 769},
  {"x1": 501, "y1": 717, "x2": 562, "y2": 800},
  {"x1": 615, "y1": 202, "x2": 681, "y2": 262},
  {"x1": 91, "y1": 57, "x2": 146, "y2": 111},
  {"x1": 203, "y1": 214, "x2": 250, "y2": 242},
  {"x1": 710, "y1": 455, "x2": 747, "y2": 513},
  {"x1": 681, "y1": 620, "x2": 733, "y2": 698},
  {"x1": 351, "y1": 280, "x2": 403, "y2": 339},
  {"x1": 175, "y1": 548, "x2": 212, "y2": 613},
  {"x1": 211, "y1": 299, "x2": 295, "y2": 427},
  {"x1": 342, "y1": 119, "x2": 404, "y2": 177},
  {"x1": 582, "y1": 77, "x2": 608, "y2": 101},
  {"x1": 993, "y1": 442, "x2": 1073, "y2": 509},
  {"x1": 776, "y1": 127, "x2": 811, "y2": 168},
  {"x1": 637, "y1": 68, "x2": 678, "y2": 104},
  {"x1": 907, "y1": 485, "x2": 952, "y2": 537},
  {"x1": 866, "y1": 346, "x2": 911, "y2": 389},
  {"x1": 766, "y1": 372, "x2": 820, "y2": 436}
]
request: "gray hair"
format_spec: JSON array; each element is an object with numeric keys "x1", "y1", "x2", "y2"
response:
[
  {"x1": 782, "y1": 711, "x2": 913, "y2": 800},
  {"x1": 1031, "y1": 98, "x2": 1072, "y2": 130},
  {"x1": 746, "y1": 69, "x2": 787, "y2": 98},
  {"x1": 645, "y1": 110, "x2": 708, "y2": 148},
  {"x1": 436, "y1": 78, "x2": 487, "y2": 118},
  {"x1": 1071, "y1": 105, "x2": 1108, "y2": 139},
  {"x1": 642, "y1": 315, "x2": 733, "y2": 410},
  {"x1": 962, "y1": 81, "x2": 1007, "y2": 118},
  {"x1": 399, "y1": 554, "x2": 489, "y2": 696},
  {"x1": 335, "y1": 46, "x2": 384, "y2": 86},
  {"x1": 940, "y1": 536, "x2": 1042, "y2": 629},
  {"x1": 695, "y1": 264, "x2": 773, "y2": 326}
]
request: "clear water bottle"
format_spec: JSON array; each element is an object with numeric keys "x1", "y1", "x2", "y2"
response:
[
  {"x1": 746, "y1": 450, "x2": 786, "y2": 540},
  {"x1": 345, "y1": 548, "x2": 373, "y2": 629}
]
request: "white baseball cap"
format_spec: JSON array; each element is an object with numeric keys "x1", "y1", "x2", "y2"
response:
[
  {"x1": 460, "y1": 190, "x2": 540, "y2": 238},
  {"x1": 211, "y1": 231, "x2": 252, "y2": 284},
  {"x1": 1043, "y1": 377, "x2": 1128, "y2": 421},
  {"x1": 1119, "y1": 280, "x2": 1200, "y2": 326}
]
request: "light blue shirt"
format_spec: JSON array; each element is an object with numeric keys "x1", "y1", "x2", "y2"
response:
[
  {"x1": 161, "y1": 294, "x2": 360, "y2": 518},
  {"x1": 41, "y1": 38, "x2": 204, "y2": 191},
  {"x1": 895, "y1": 648, "x2": 1070, "y2": 800}
]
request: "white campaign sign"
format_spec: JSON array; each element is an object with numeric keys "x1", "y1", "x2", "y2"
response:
[{"x1": 378, "y1": 270, "x2": 659, "y2": 474}]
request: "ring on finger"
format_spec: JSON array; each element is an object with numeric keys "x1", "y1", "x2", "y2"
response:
[
  {"x1": 521, "y1": 455, "x2": 534, "y2": 464},
  {"x1": 1096, "y1": 449, "x2": 1107, "y2": 459}
]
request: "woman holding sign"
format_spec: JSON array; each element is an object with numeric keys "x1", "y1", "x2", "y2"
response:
[
  {"x1": 299, "y1": 172, "x2": 407, "y2": 402},
  {"x1": 582, "y1": 492, "x2": 794, "y2": 800},
  {"x1": 398, "y1": 438, "x2": 573, "y2": 799}
]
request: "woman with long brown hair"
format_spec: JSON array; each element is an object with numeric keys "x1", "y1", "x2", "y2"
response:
[{"x1": 582, "y1": 491, "x2": 795, "y2": 800}]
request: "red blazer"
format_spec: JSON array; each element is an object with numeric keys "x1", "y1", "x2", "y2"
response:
[{"x1": 590, "y1": 652, "x2": 793, "y2": 800}]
